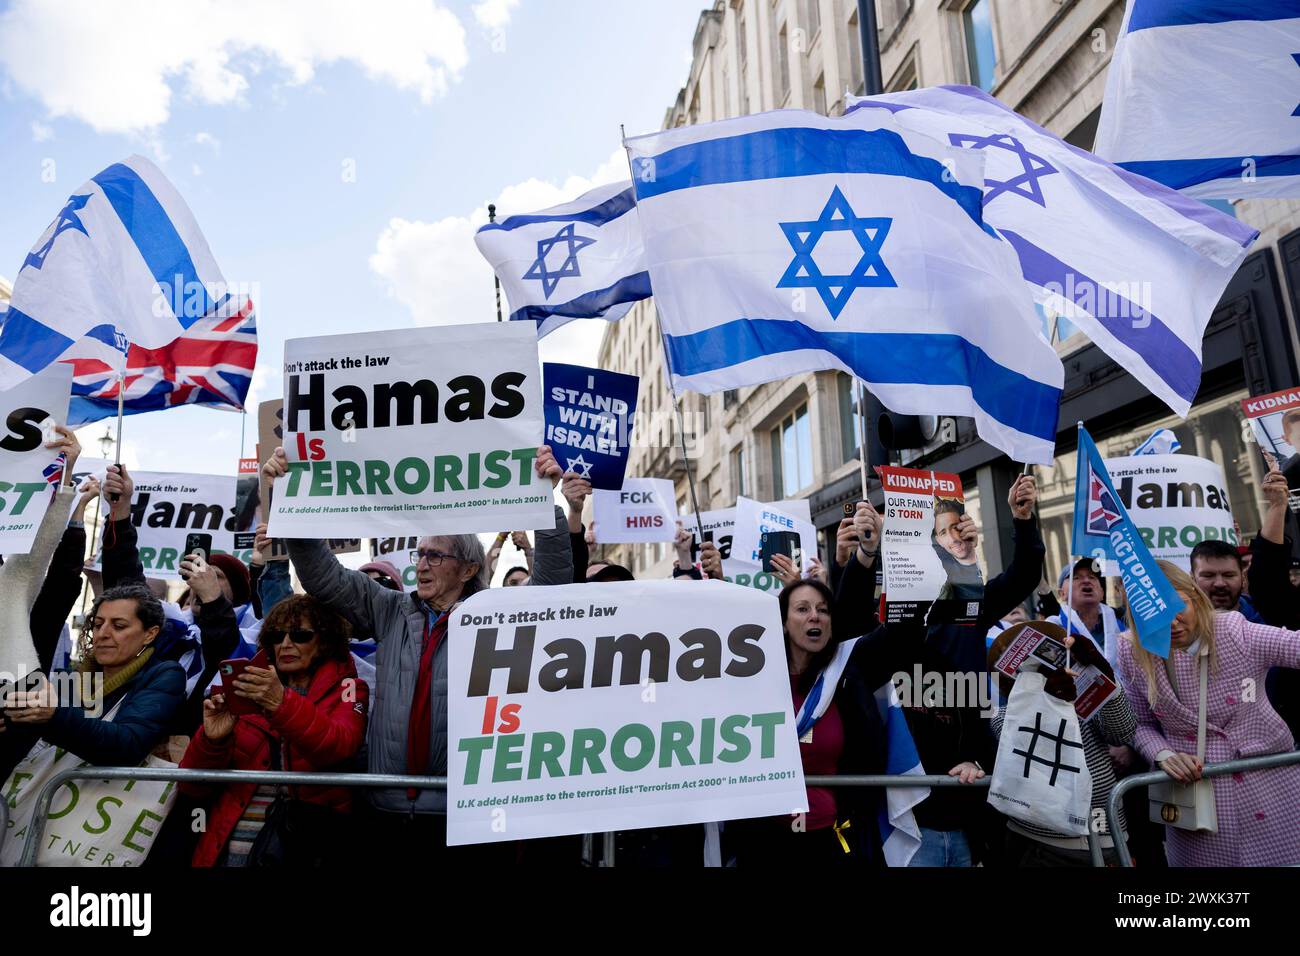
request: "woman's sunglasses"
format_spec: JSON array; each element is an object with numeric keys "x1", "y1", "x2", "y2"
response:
[{"x1": 264, "y1": 628, "x2": 317, "y2": 645}]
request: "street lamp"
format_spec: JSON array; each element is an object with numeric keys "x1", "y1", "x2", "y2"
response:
[{"x1": 97, "y1": 426, "x2": 113, "y2": 460}]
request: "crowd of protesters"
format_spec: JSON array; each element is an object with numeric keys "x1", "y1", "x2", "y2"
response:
[{"x1": 1, "y1": 425, "x2": 1298, "y2": 869}]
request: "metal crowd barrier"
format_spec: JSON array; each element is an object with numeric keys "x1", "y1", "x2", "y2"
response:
[
  {"x1": 20, "y1": 767, "x2": 1132, "y2": 867},
  {"x1": 1107, "y1": 750, "x2": 1300, "y2": 868}
]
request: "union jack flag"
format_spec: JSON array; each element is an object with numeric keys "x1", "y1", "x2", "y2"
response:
[
  {"x1": 56, "y1": 296, "x2": 257, "y2": 426},
  {"x1": 1085, "y1": 467, "x2": 1123, "y2": 535}
]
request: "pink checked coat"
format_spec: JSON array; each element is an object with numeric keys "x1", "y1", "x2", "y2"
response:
[{"x1": 1116, "y1": 612, "x2": 1300, "y2": 867}]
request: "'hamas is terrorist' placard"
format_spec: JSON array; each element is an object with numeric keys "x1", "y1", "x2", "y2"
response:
[
  {"x1": 267, "y1": 323, "x2": 555, "y2": 538},
  {"x1": 447, "y1": 580, "x2": 806, "y2": 844}
]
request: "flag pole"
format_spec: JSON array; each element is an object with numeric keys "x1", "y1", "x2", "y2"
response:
[
  {"x1": 110, "y1": 372, "x2": 125, "y2": 503},
  {"x1": 488, "y1": 203, "x2": 504, "y2": 322},
  {"x1": 619, "y1": 123, "x2": 706, "y2": 545},
  {"x1": 855, "y1": 379, "x2": 871, "y2": 500}
]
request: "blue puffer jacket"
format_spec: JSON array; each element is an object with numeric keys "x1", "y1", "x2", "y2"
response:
[{"x1": 39, "y1": 655, "x2": 187, "y2": 766}]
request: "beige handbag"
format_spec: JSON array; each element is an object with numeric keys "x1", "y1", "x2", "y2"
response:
[{"x1": 1149, "y1": 645, "x2": 1217, "y2": 832}]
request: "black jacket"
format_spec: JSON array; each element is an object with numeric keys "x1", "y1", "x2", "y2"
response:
[
  {"x1": 834, "y1": 517, "x2": 1044, "y2": 835},
  {"x1": 1247, "y1": 533, "x2": 1300, "y2": 742},
  {"x1": 29, "y1": 523, "x2": 88, "y2": 672}
]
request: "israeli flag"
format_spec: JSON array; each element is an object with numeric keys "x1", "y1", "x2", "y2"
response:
[
  {"x1": 1131, "y1": 426, "x2": 1181, "y2": 456},
  {"x1": 627, "y1": 109, "x2": 1064, "y2": 463},
  {"x1": 1095, "y1": 1, "x2": 1300, "y2": 199},
  {"x1": 792, "y1": 634, "x2": 928, "y2": 867},
  {"x1": 0, "y1": 155, "x2": 229, "y2": 390},
  {"x1": 474, "y1": 181, "x2": 651, "y2": 338},
  {"x1": 847, "y1": 86, "x2": 1258, "y2": 419}
]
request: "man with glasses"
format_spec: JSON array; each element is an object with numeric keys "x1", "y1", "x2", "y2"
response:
[{"x1": 263, "y1": 443, "x2": 574, "y2": 865}]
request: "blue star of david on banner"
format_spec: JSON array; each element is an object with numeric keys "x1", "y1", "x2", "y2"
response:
[
  {"x1": 522, "y1": 222, "x2": 597, "y2": 299},
  {"x1": 776, "y1": 186, "x2": 895, "y2": 320},
  {"x1": 22, "y1": 193, "x2": 91, "y2": 273},
  {"x1": 948, "y1": 132, "x2": 1058, "y2": 207}
]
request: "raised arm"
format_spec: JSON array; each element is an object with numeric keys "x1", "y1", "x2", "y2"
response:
[{"x1": 526, "y1": 446, "x2": 574, "y2": 588}]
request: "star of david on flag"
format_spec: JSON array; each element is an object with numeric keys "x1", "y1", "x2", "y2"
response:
[
  {"x1": 947, "y1": 132, "x2": 1057, "y2": 206},
  {"x1": 522, "y1": 223, "x2": 596, "y2": 299},
  {"x1": 776, "y1": 186, "x2": 895, "y2": 319}
]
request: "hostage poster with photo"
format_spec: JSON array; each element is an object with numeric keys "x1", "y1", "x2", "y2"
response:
[
  {"x1": 877, "y1": 466, "x2": 980, "y2": 624},
  {"x1": 266, "y1": 323, "x2": 555, "y2": 539},
  {"x1": 680, "y1": 499, "x2": 813, "y2": 592},
  {"x1": 1243, "y1": 387, "x2": 1300, "y2": 495},
  {"x1": 94, "y1": 471, "x2": 238, "y2": 579},
  {"x1": 446, "y1": 580, "x2": 806, "y2": 845},
  {"x1": 0, "y1": 362, "x2": 73, "y2": 554},
  {"x1": 1101, "y1": 453, "x2": 1235, "y2": 569}
]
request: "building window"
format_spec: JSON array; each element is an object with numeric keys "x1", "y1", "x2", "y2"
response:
[
  {"x1": 723, "y1": 388, "x2": 739, "y2": 409},
  {"x1": 964, "y1": 0, "x2": 996, "y2": 91},
  {"x1": 699, "y1": 394, "x2": 710, "y2": 434},
  {"x1": 813, "y1": 72, "x2": 827, "y2": 115},
  {"x1": 837, "y1": 373, "x2": 863, "y2": 463},
  {"x1": 732, "y1": 445, "x2": 747, "y2": 498},
  {"x1": 777, "y1": 22, "x2": 791, "y2": 103},
  {"x1": 847, "y1": 10, "x2": 864, "y2": 95},
  {"x1": 772, "y1": 404, "x2": 813, "y2": 498},
  {"x1": 805, "y1": 0, "x2": 820, "y2": 38}
]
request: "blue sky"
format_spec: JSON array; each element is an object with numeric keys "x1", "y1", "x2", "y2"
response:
[{"x1": 0, "y1": 0, "x2": 705, "y2": 478}]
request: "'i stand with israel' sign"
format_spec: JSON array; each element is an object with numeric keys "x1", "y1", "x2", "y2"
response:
[{"x1": 542, "y1": 363, "x2": 638, "y2": 490}]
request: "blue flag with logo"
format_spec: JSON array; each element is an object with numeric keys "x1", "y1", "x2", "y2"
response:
[
  {"x1": 542, "y1": 363, "x2": 639, "y2": 490},
  {"x1": 1071, "y1": 424, "x2": 1183, "y2": 658}
]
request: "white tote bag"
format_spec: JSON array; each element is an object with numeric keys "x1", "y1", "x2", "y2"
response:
[
  {"x1": 987, "y1": 670, "x2": 1093, "y2": 836},
  {"x1": 1, "y1": 697, "x2": 179, "y2": 867}
]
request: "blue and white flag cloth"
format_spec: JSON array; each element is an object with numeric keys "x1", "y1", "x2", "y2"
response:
[
  {"x1": 792, "y1": 635, "x2": 929, "y2": 867},
  {"x1": 0, "y1": 155, "x2": 230, "y2": 391},
  {"x1": 1071, "y1": 424, "x2": 1184, "y2": 658},
  {"x1": 473, "y1": 181, "x2": 651, "y2": 338},
  {"x1": 627, "y1": 108, "x2": 1064, "y2": 463},
  {"x1": 847, "y1": 86, "x2": 1258, "y2": 418},
  {"x1": 1095, "y1": 1, "x2": 1300, "y2": 199},
  {"x1": 1131, "y1": 426, "x2": 1181, "y2": 456}
]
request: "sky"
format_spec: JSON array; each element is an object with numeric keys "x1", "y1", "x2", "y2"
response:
[{"x1": 0, "y1": 0, "x2": 706, "y2": 484}]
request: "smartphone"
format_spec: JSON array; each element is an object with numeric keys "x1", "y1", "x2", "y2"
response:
[
  {"x1": 185, "y1": 532, "x2": 214, "y2": 561},
  {"x1": 759, "y1": 530, "x2": 801, "y2": 572},
  {"x1": 218, "y1": 659, "x2": 257, "y2": 715}
]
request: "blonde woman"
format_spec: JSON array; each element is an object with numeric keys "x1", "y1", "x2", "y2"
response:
[{"x1": 1116, "y1": 560, "x2": 1300, "y2": 866}]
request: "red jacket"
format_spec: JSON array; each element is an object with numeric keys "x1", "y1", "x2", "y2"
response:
[{"x1": 180, "y1": 652, "x2": 369, "y2": 867}]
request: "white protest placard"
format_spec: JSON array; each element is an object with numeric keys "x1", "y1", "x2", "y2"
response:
[
  {"x1": 267, "y1": 323, "x2": 554, "y2": 540},
  {"x1": 0, "y1": 362, "x2": 72, "y2": 554},
  {"x1": 730, "y1": 496, "x2": 817, "y2": 570},
  {"x1": 682, "y1": 500, "x2": 813, "y2": 592},
  {"x1": 99, "y1": 471, "x2": 237, "y2": 579},
  {"x1": 877, "y1": 466, "x2": 967, "y2": 601},
  {"x1": 446, "y1": 579, "x2": 806, "y2": 844},
  {"x1": 1102, "y1": 453, "x2": 1235, "y2": 570},
  {"x1": 591, "y1": 477, "x2": 678, "y2": 543}
]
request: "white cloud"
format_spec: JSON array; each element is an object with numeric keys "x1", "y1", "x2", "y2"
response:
[
  {"x1": 0, "y1": 0, "x2": 470, "y2": 134},
  {"x1": 191, "y1": 163, "x2": 203, "y2": 176},
  {"x1": 368, "y1": 149, "x2": 627, "y2": 367},
  {"x1": 29, "y1": 120, "x2": 52, "y2": 142},
  {"x1": 193, "y1": 131, "x2": 220, "y2": 151},
  {"x1": 473, "y1": 0, "x2": 519, "y2": 31}
]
